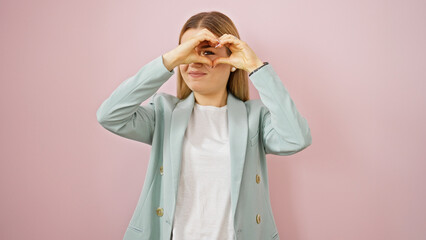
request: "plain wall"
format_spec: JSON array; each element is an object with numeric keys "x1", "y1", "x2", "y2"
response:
[{"x1": 1, "y1": 0, "x2": 425, "y2": 239}]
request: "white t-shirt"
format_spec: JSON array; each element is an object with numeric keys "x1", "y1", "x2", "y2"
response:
[{"x1": 171, "y1": 102, "x2": 235, "y2": 240}]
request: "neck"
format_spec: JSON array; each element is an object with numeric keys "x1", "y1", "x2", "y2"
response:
[{"x1": 193, "y1": 89, "x2": 228, "y2": 107}]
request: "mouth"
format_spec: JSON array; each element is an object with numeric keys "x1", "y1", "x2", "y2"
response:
[{"x1": 188, "y1": 72, "x2": 207, "y2": 78}]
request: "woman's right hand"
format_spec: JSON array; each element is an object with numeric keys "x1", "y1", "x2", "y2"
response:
[{"x1": 162, "y1": 28, "x2": 220, "y2": 71}]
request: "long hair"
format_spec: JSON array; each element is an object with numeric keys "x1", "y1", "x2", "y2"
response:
[{"x1": 176, "y1": 11, "x2": 250, "y2": 101}]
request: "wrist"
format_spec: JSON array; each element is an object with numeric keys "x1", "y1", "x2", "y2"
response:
[
  {"x1": 162, "y1": 51, "x2": 179, "y2": 72},
  {"x1": 247, "y1": 59, "x2": 264, "y2": 73}
]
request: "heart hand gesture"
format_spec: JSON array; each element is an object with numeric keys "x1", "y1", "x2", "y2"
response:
[
  {"x1": 162, "y1": 29, "x2": 264, "y2": 73},
  {"x1": 212, "y1": 34, "x2": 264, "y2": 73},
  {"x1": 162, "y1": 28, "x2": 219, "y2": 70}
]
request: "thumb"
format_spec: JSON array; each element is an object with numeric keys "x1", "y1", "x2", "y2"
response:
[
  {"x1": 196, "y1": 56, "x2": 213, "y2": 67},
  {"x1": 212, "y1": 57, "x2": 231, "y2": 68}
]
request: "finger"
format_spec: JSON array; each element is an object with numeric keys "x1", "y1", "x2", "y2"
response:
[
  {"x1": 201, "y1": 28, "x2": 220, "y2": 41},
  {"x1": 219, "y1": 34, "x2": 243, "y2": 43},
  {"x1": 195, "y1": 34, "x2": 219, "y2": 47},
  {"x1": 199, "y1": 40, "x2": 218, "y2": 49},
  {"x1": 192, "y1": 38, "x2": 218, "y2": 51},
  {"x1": 202, "y1": 30, "x2": 220, "y2": 44},
  {"x1": 218, "y1": 34, "x2": 240, "y2": 41},
  {"x1": 217, "y1": 37, "x2": 243, "y2": 49},
  {"x1": 195, "y1": 56, "x2": 213, "y2": 67}
]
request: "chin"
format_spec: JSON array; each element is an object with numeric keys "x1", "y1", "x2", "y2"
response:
[
  {"x1": 187, "y1": 85, "x2": 203, "y2": 93},
  {"x1": 187, "y1": 84, "x2": 211, "y2": 94}
]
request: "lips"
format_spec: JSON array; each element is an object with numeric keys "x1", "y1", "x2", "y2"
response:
[
  {"x1": 188, "y1": 71, "x2": 206, "y2": 75},
  {"x1": 188, "y1": 71, "x2": 207, "y2": 77}
]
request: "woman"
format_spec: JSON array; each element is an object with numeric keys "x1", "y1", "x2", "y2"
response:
[{"x1": 97, "y1": 11, "x2": 312, "y2": 240}]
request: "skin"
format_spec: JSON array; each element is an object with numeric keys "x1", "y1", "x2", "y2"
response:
[
  {"x1": 179, "y1": 28, "x2": 232, "y2": 107},
  {"x1": 162, "y1": 28, "x2": 263, "y2": 107}
]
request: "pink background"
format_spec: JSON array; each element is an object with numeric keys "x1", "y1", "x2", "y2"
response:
[{"x1": 1, "y1": 0, "x2": 425, "y2": 239}]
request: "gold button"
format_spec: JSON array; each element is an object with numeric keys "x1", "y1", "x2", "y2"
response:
[
  {"x1": 160, "y1": 166, "x2": 163, "y2": 175},
  {"x1": 156, "y1": 207, "x2": 164, "y2": 217},
  {"x1": 256, "y1": 214, "x2": 261, "y2": 224},
  {"x1": 256, "y1": 174, "x2": 260, "y2": 184}
]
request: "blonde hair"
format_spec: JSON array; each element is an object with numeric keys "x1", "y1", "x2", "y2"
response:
[{"x1": 176, "y1": 11, "x2": 250, "y2": 101}]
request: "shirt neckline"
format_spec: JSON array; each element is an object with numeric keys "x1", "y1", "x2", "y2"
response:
[{"x1": 194, "y1": 102, "x2": 227, "y2": 110}]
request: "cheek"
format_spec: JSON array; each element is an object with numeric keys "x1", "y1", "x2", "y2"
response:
[
  {"x1": 179, "y1": 65, "x2": 188, "y2": 73},
  {"x1": 209, "y1": 66, "x2": 231, "y2": 82}
]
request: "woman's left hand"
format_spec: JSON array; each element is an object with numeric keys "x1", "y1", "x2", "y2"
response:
[{"x1": 212, "y1": 34, "x2": 264, "y2": 73}]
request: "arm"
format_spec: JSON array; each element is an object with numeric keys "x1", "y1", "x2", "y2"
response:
[
  {"x1": 249, "y1": 63, "x2": 312, "y2": 155},
  {"x1": 96, "y1": 55, "x2": 174, "y2": 145}
]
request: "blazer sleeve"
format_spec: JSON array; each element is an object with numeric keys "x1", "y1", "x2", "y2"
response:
[
  {"x1": 96, "y1": 55, "x2": 175, "y2": 145},
  {"x1": 249, "y1": 63, "x2": 312, "y2": 155}
]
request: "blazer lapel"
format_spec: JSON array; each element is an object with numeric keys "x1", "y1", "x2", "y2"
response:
[
  {"x1": 169, "y1": 90, "x2": 248, "y2": 222},
  {"x1": 226, "y1": 90, "x2": 248, "y2": 222}
]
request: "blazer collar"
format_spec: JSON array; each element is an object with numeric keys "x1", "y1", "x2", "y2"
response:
[{"x1": 169, "y1": 90, "x2": 248, "y2": 223}]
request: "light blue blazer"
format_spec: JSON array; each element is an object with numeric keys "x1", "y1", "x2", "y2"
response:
[{"x1": 96, "y1": 55, "x2": 312, "y2": 240}]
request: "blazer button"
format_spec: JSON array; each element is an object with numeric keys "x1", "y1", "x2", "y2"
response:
[
  {"x1": 256, "y1": 174, "x2": 260, "y2": 184},
  {"x1": 160, "y1": 166, "x2": 163, "y2": 175},
  {"x1": 256, "y1": 214, "x2": 261, "y2": 224},
  {"x1": 156, "y1": 207, "x2": 164, "y2": 217}
]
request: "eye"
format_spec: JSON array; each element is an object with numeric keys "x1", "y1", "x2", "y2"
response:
[{"x1": 202, "y1": 51, "x2": 214, "y2": 55}]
